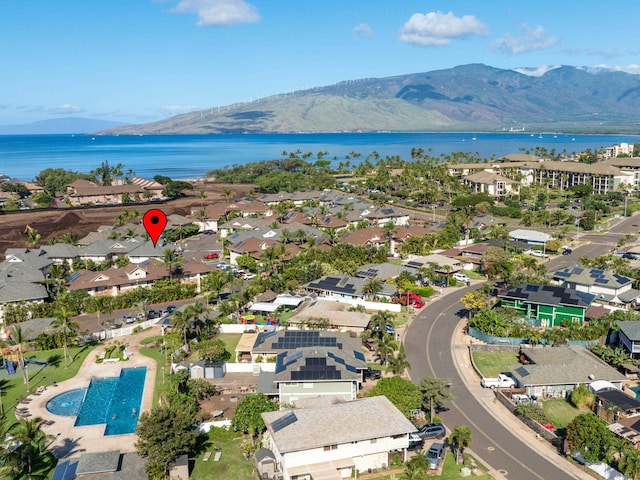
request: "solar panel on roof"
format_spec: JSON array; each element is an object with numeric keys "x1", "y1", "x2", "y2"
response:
[
  {"x1": 354, "y1": 351, "x2": 365, "y2": 361},
  {"x1": 525, "y1": 285, "x2": 539, "y2": 292},
  {"x1": 66, "y1": 272, "x2": 81, "y2": 282},
  {"x1": 515, "y1": 366, "x2": 529, "y2": 377},
  {"x1": 595, "y1": 278, "x2": 609, "y2": 284},
  {"x1": 272, "y1": 412, "x2": 297, "y2": 432}
]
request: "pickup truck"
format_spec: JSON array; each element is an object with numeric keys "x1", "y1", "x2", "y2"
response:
[{"x1": 481, "y1": 373, "x2": 516, "y2": 389}]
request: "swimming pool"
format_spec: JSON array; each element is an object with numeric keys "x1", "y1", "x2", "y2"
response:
[
  {"x1": 46, "y1": 366, "x2": 146, "y2": 435},
  {"x1": 630, "y1": 385, "x2": 640, "y2": 400}
]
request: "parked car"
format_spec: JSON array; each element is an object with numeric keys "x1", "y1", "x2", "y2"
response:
[
  {"x1": 623, "y1": 253, "x2": 639, "y2": 260},
  {"x1": 481, "y1": 373, "x2": 516, "y2": 389},
  {"x1": 408, "y1": 432, "x2": 424, "y2": 451},
  {"x1": 202, "y1": 230, "x2": 214, "y2": 235},
  {"x1": 562, "y1": 248, "x2": 573, "y2": 255},
  {"x1": 147, "y1": 310, "x2": 159, "y2": 319},
  {"x1": 452, "y1": 273, "x2": 470, "y2": 283},
  {"x1": 365, "y1": 367, "x2": 382, "y2": 380},
  {"x1": 367, "y1": 322, "x2": 395, "y2": 335},
  {"x1": 362, "y1": 338, "x2": 378, "y2": 351},
  {"x1": 433, "y1": 279, "x2": 447, "y2": 288},
  {"x1": 123, "y1": 315, "x2": 135, "y2": 324},
  {"x1": 527, "y1": 250, "x2": 549, "y2": 258},
  {"x1": 426, "y1": 442, "x2": 445, "y2": 470},
  {"x1": 204, "y1": 252, "x2": 219, "y2": 260},
  {"x1": 511, "y1": 394, "x2": 532, "y2": 405},
  {"x1": 166, "y1": 305, "x2": 177, "y2": 313},
  {"x1": 135, "y1": 313, "x2": 145, "y2": 320},
  {"x1": 416, "y1": 422, "x2": 446, "y2": 440}
]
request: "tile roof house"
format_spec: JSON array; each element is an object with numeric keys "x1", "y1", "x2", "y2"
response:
[
  {"x1": 261, "y1": 396, "x2": 417, "y2": 480},
  {"x1": 550, "y1": 266, "x2": 640, "y2": 308},
  {"x1": 462, "y1": 170, "x2": 519, "y2": 198},
  {"x1": 498, "y1": 284, "x2": 595, "y2": 327},
  {"x1": 339, "y1": 227, "x2": 385, "y2": 248},
  {"x1": 67, "y1": 178, "x2": 163, "y2": 206},
  {"x1": 510, "y1": 346, "x2": 627, "y2": 398}
]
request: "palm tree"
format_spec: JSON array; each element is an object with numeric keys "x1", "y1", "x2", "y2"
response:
[
  {"x1": 449, "y1": 425, "x2": 473, "y2": 464},
  {"x1": 9, "y1": 325, "x2": 28, "y2": 385},
  {"x1": 368, "y1": 310, "x2": 394, "y2": 341},
  {"x1": 197, "y1": 189, "x2": 207, "y2": 209},
  {"x1": 46, "y1": 264, "x2": 68, "y2": 298},
  {"x1": 387, "y1": 343, "x2": 411, "y2": 375},
  {"x1": 162, "y1": 248, "x2": 181, "y2": 280},
  {"x1": 25, "y1": 226, "x2": 41, "y2": 248},
  {"x1": 86, "y1": 296, "x2": 113, "y2": 340},
  {"x1": 401, "y1": 453, "x2": 430, "y2": 479},
  {"x1": 171, "y1": 310, "x2": 191, "y2": 350},
  {"x1": 362, "y1": 278, "x2": 383, "y2": 301},
  {"x1": 52, "y1": 303, "x2": 79, "y2": 367},
  {"x1": 0, "y1": 416, "x2": 18, "y2": 477},
  {"x1": 375, "y1": 335, "x2": 398, "y2": 366},
  {"x1": 11, "y1": 417, "x2": 52, "y2": 480}
]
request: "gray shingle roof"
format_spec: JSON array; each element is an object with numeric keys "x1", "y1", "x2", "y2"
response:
[
  {"x1": 262, "y1": 396, "x2": 416, "y2": 453},
  {"x1": 618, "y1": 321, "x2": 640, "y2": 341}
]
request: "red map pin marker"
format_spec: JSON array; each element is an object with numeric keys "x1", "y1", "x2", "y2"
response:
[{"x1": 143, "y1": 209, "x2": 167, "y2": 247}]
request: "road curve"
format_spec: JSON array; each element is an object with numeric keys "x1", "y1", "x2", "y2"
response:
[{"x1": 405, "y1": 287, "x2": 586, "y2": 480}]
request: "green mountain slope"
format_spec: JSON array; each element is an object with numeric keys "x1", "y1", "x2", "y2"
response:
[{"x1": 103, "y1": 64, "x2": 640, "y2": 135}]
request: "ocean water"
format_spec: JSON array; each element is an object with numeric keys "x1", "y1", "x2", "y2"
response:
[{"x1": 1, "y1": 132, "x2": 638, "y2": 182}]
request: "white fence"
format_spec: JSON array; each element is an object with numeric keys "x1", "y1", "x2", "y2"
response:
[{"x1": 225, "y1": 362, "x2": 276, "y2": 373}]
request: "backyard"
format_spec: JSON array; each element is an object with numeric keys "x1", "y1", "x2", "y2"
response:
[{"x1": 542, "y1": 398, "x2": 582, "y2": 430}]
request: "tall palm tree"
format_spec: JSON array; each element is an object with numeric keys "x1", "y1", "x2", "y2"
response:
[
  {"x1": 11, "y1": 417, "x2": 52, "y2": 480},
  {"x1": 171, "y1": 310, "x2": 191, "y2": 349},
  {"x1": 449, "y1": 425, "x2": 473, "y2": 464},
  {"x1": 52, "y1": 303, "x2": 79, "y2": 367},
  {"x1": 86, "y1": 296, "x2": 113, "y2": 340},
  {"x1": 162, "y1": 248, "x2": 181, "y2": 280},
  {"x1": 46, "y1": 264, "x2": 68, "y2": 299},
  {"x1": 362, "y1": 278, "x2": 383, "y2": 301},
  {"x1": 9, "y1": 325, "x2": 28, "y2": 385},
  {"x1": 368, "y1": 310, "x2": 394, "y2": 341}
]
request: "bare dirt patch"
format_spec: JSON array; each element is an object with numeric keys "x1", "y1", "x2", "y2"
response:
[{"x1": 0, "y1": 182, "x2": 254, "y2": 254}]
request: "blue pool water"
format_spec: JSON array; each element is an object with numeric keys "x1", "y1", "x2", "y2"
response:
[
  {"x1": 46, "y1": 367, "x2": 146, "y2": 435},
  {"x1": 630, "y1": 385, "x2": 640, "y2": 400}
]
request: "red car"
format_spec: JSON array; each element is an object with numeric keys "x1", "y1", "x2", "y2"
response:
[{"x1": 204, "y1": 252, "x2": 219, "y2": 260}]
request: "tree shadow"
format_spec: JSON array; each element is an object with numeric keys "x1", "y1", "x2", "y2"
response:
[
  {"x1": 51, "y1": 435, "x2": 85, "y2": 459},
  {"x1": 46, "y1": 354, "x2": 63, "y2": 368}
]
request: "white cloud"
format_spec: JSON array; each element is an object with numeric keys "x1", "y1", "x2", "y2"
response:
[
  {"x1": 48, "y1": 104, "x2": 85, "y2": 115},
  {"x1": 161, "y1": 105, "x2": 200, "y2": 115},
  {"x1": 585, "y1": 64, "x2": 640, "y2": 75},
  {"x1": 494, "y1": 23, "x2": 558, "y2": 55},
  {"x1": 399, "y1": 11, "x2": 488, "y2": 47},
  {"x1": 173, "y1": 0, "x2": 260, "y2": 26},
  {"x1": 513, "y1": 65, "x2": 561, "y2": 77},
  {"x1": 353, "y1": 23, "x2": 374, "y2": 39}
]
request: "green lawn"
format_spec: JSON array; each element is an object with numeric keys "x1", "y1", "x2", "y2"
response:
[
  {"x1": 368, "y1": 452, "x2": 493, "y2": 479},
  {"x1": 542, "y1": 398, "x2": 582, "y2": 429},
  {"x1": 472, "y1": 351, "x2": 520, "y2": 378},
  {"x1": 1, "y1": 344, "x2": 97, "y2": 423},
  {"x1": 189, "y1": 427, "x2": 256, "y2": 480},
  {"x1": 217, "y1": 333, "x2": 241, "y2": 363}
]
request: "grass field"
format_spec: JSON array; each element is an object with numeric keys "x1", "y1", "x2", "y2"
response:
[
  {"x1": 472, "y1": 351, "x2": 520, "y2": 378},
  {"x1": 1, "y1": 344, "x2": 97, "y2": 423},
  {"x1": 542, "y1": 398, "x2": 582, "y2": 429},
  {"x1": 189, "y1": 426, "x2": 256, "y2": 480},
  {"x1": 217, "y1": 333, "x2": 241, "y2": 362}
]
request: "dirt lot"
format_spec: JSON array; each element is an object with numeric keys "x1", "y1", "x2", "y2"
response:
[{"x1": 0, "y1": 181, "x2": 254, "y2": 255}]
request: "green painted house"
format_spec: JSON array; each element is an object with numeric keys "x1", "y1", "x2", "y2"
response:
[{"x1": 498, "y1": 284, "x2": 595, "y2": 327}]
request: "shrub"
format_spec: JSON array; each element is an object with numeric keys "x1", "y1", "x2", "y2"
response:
[
  {"x1": 515, "y1": 402, "x2": 549, "y2": 424},
  {"x1": 570, "y1": 384, "x2": 595, "y2": 409}
]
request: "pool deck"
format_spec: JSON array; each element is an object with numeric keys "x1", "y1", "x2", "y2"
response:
[{"x1": 18, "y1": 327, "x2": 159, "y2": 459}]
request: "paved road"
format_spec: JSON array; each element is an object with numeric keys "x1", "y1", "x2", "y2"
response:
[
  {"x1": 403, "y1": 214, "x2": 640, "y2": 479},
  {"x1": 405, "y1": 288, "x2": 586, "y2": 480}
]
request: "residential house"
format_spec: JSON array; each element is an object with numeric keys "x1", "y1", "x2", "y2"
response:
[
  {"x1": 272, "y1": 347, "x2": 366, "y2": 407},
  {"x1": 261, "y1": 395, "x2": 417, "y2": 480},
  {"x1": 304, "y1": 275, "x2": 397, "y2": 302},
  {"x1": 339, "y1": 228, "x2": 385, "y2": 249},
  {"x1": 403, "y1": 253, "x2": 464, "y2": 276},
  {"x1": 616, "y1": 321, "x2": 640, "y2": 359},
  {"x1": 508, "y1": 229, "x2": 552, "y2": 247},
  {"x1": 498, "y1": 284, "x2": 595, "y2": 327},
  {"x1": 286, "y1": 299, "x2": 372, "y2": 332},
  {"x1": 550, "y1": 266, "x2": 640, "y2": 309},
  {"x1": 66, "y1": 177, "x2": 163, "y2": 206},
  {"x1": 361, "y1": 206, "x2": 410, "y2": 227},
  {"x1": 355, "y1": 262, "x2": 417, "y2": 282},
  {"x1": 462, "y1": 170, "x2": 519, "y2": 198},
  {"x1": 509, "y1": 345, "x2": 627, "y2": 398}
]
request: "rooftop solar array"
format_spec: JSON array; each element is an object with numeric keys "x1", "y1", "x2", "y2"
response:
[
  {"x1": 270, "y1": 331, "x2": 342, "y2": 350},
  {"x1": 290, "y1": 357, "x2": 343, "y2": 381},
  {"x1": 515, "y1": 366, "x2": 530, "y2": 377},
  {"x1": 357, "y1": 268, "x2": 379, "y2": 278}
]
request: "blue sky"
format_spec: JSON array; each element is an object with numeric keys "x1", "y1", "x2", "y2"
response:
[{"x1": 1, "y1": 0, "x2": 639, "y2": 126}]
